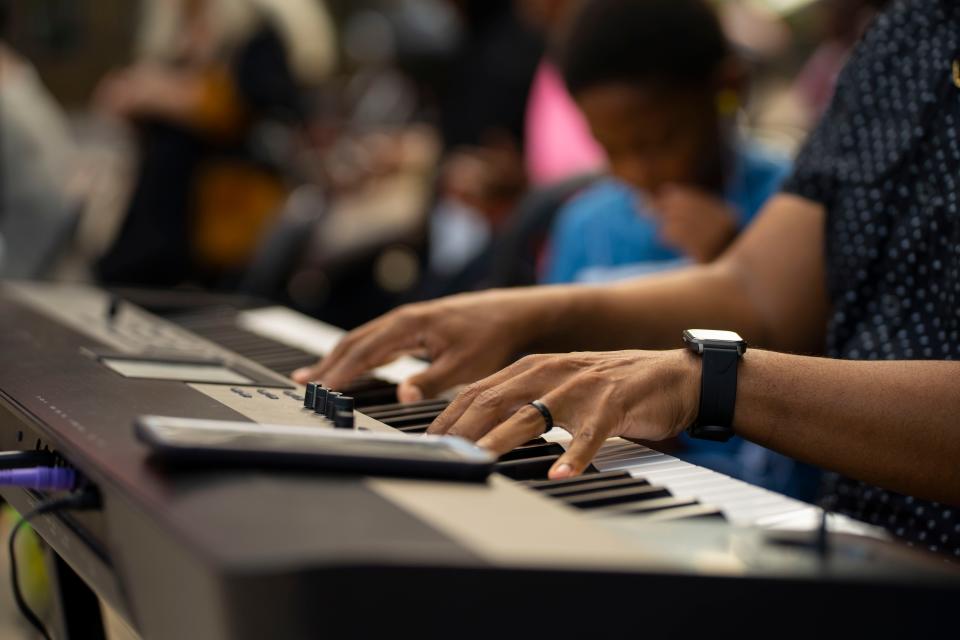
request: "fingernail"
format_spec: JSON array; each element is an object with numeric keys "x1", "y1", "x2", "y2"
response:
[
  {"x1": 550, "y1": 463, "x2": 573, "y2": 480},
  {"x1": 398, "y1": 383, "x2": 424, "y2": 403}
]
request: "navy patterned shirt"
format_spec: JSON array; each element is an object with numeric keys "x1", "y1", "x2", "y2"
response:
[{"x1": 781, "y1": 0, "x2": 960, "y2": 556}]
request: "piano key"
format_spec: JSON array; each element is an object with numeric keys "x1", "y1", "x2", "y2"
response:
[
  {"x1": 589, "y1": 496, "x2": 701, "y2": 518},
  {"x1": 562, "y1": 485, "x2": 672, "y2": 510},
  {"x1": 495, "y1": 456, "x2": 600, "y2": 482},
  {"x1": 361, "y1": 399, "x2": 450, "y2": 415},
  {"x1": 362, "y1": 403, "x2": 450, "y2": 421},
  {"x1": 396, "y1": 425, "x2": 431, "y2": 434},
  {"x1": 635, "y1": 504, "x2": 726, "y2": 522},
  {"x1": 599, "y1": 457, "x2": 688, "y2": 473},
  {"x1": 497, "y1": 443, "x2": 566, "y2": 462},
  {"x1": 594, "y1": 448, "x2": 663, "y2": 463},
  {"x1": 540, "y1": 477, "x2": 652, "y2": 499},
  {"x1": 376, "y1": 411, "x2": 445, "y2": 428},
  {"x1": 494, "y1": 455, "x2": 561, "y2": 481},
  {"x1": 522, "y1": 470, "x2": 632, "y2": 491}
]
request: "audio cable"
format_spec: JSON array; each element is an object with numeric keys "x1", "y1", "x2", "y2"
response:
[{"x1": 1, "y1": 456, "x2": 98, "y2": 640}]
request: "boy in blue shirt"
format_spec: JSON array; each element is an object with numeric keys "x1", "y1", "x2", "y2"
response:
[
  {"x1": 540, "y1": 0, "x2": 811, "y2": 499},
  {"x1": 542, "y1": 0, "x2": 791, "y2": 286}
]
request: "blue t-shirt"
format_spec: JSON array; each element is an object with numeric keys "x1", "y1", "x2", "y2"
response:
[{"x1": 542, "y1": 143, "x2": 791, "y2": 284}]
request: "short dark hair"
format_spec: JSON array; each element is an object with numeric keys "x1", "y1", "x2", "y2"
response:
[{"x1": 560, "y1": 0, "x2": 730, "y2": 96}]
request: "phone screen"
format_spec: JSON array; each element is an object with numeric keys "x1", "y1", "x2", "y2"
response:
[{"x1": 137, "y1": 416, "x2": 494, "y2": 465}]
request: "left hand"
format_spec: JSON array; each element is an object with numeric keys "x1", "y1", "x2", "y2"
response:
[
  {"x1": 652, "y1": 184, "x2": 740, "y2": 263},
  {"x1": 426, "y1": 350, "x2": 700, "y2": 479}
]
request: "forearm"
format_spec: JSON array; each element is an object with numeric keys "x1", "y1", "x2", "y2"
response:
[
  {"x1": 734, "y1": 351, "x2": 960, "y2": 505},
  {"x1": 528, "y1": 194, "x2": 830, "y2": 355},
  {"x1": 548, "y1": 263, "x2": 763, "y2": 351}
]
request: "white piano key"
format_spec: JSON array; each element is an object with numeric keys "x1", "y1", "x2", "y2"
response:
[{"x1": 237, "y1": 306, "x2": 427, "y2": 383}]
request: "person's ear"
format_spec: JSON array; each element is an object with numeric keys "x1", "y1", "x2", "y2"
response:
[{"x1": 713, "y1": 56, "x2": 748, "y2": 117}]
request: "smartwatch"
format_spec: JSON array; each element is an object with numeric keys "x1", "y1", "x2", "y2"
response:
[{"x1": 682, "y1": 329, "x2": 746, "y2": 442}]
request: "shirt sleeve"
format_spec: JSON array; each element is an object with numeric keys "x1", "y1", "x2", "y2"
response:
[
  {"x1": 779, "y1": 10, "x2": 880, "y2": 209},
  {"x1": 780, "y1": 4, "x2": 943, "y2": 209},
  {"x1": 778, "y1": 113, "x2": 841, "y2": 209}
]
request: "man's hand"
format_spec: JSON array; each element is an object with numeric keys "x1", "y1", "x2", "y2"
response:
[
  {"x1": 427, "y1": 350, "x2": 700, "y2": 479},
  {"x1": 291, "y1": 288, "x2": 568, "y2": 402},
  {"x1": 652, "y1": 184, "x2": 739, "y2": 263}
]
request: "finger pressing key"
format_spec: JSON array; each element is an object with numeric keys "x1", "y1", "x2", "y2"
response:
[{"x1": 548, "y1": 420, "x2": 608, "y2": 479}]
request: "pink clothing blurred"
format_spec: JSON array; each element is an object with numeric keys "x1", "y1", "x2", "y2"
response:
[
  {"x1": 793, "y1": 41, "x2": 851, "y2": 122},
  {"x1": 524, "y1": 60, "x2": 606, "y2": 186}
]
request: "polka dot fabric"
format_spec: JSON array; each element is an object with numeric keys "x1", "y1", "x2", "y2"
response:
[{"x1": 782, "y1": 0, "x2": 960, "y2": 557}]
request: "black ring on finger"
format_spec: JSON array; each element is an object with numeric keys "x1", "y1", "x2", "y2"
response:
[{"x1": 529, "y1": 400, "x2": 554, "y2": 434}]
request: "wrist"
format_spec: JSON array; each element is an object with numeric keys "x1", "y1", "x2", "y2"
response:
[
  {"x1": 674, "y1": 348, "x2": 702, "y2": 438},
  {"x1": 683, "y1": 329, "x2": 746, "y2": 441}
]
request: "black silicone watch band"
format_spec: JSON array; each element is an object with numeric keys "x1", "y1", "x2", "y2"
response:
[{"x1": 689, "y1": 345, "x2": 740, "y2": 442}]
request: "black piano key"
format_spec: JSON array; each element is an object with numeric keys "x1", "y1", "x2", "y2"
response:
[
  {"x1": 522, "y1": 470, "x2": 632, "y2": 491},
  {"x1": 495, "y1": 456, "x2": 598, "y2": 482},
  {"x1": 361, "y1": 398, "x2": 451, "y2": 415},
  {"x1": 347, "y1": 388, "x2": 400, "y2": 408},
  {"x1": 497, "y1": 443, "x2": 566, "y2": 462},
  {"x1": 340, "y1": 378, "x2": 398, "y2": 394},
  {"x1": 636, "y1": 504, "x2": 726, "y2": 522},
  {"x1": 362, "y1": 402, "x2": 450, "y2": 420},
  {"x1": 591, "y1": 496, "x2": 700, "y2": 517},
  {"x1": 396, "y1": 424, "x2": 431, "y2": 434},
  {"x1": 495, "y1": 456, "x2": 559, "y2": 481},
  {"x1": 377, "y1": 411, "x2": 446, "y2": 428},
  {"x1": 562, "y1": 485, "x2": 672, "y2": 510},
  {"x1": 540, "y1": 477, "x2": 651, "y2": 499}
]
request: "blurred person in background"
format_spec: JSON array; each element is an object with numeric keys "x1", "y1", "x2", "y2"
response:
[
  {"x1": 541, "y1": 0, "x2": 790, "y2": 286},
  {"x1": 425, "y1": 0, "x2": 794, "y2": 296},
  {"x1": 0, "y1": 0, "x2": 82, "y2": 279},
  {"x1": 94, "y1": 0, "x2": 335, "y2": 287},
  {"x1": 426, "y1": 0, "x2": 547, "y2": 279}
]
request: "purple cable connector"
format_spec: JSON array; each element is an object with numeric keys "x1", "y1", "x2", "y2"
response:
[{"x1": 0, "y1": 467, "x2": 77, "y2": 491}]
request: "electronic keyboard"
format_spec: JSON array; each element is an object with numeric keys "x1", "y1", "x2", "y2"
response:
[{"x1": 0, "y1": 282, "x2": 956, "y2": 640}]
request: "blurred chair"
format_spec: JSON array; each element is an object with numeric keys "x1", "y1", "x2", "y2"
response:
[
  {"x1": 238, "y1": 185, "x2": 328, "y2": 299},
  {"x1": 488, "y1": 173, "x2": 600, "y2": 287},
  {"x1": 416, "y1": 173, "x2": 599, "y2": 298}
]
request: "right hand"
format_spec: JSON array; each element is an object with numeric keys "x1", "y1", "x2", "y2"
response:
[{"x1": 291, "y1": 289, "x2": 554, "y2": 402}]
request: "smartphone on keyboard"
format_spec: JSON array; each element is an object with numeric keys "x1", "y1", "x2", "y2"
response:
[{"x1": 135, "y1": 415, "x2": 494, "y2": 482}]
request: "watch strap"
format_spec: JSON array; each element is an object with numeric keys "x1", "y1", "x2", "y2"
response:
[{"x1": 689, "y1": 345, "x2": 739, "y2": 442}]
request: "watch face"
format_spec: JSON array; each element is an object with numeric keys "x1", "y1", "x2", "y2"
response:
[{"x1": 684, "y1": 329, "x2": 743, "y2": 342}]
